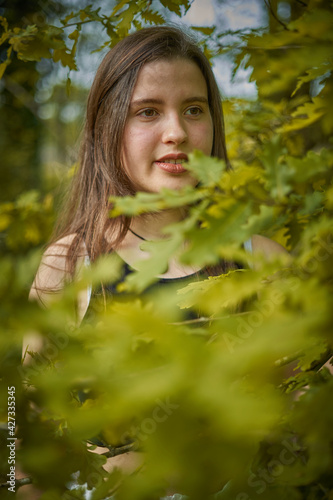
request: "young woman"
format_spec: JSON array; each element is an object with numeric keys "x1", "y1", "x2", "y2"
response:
[
  {"x1": 29, "y1": 25, "x2": 285, "y2": 315},
  {"x1": 27, "y1": 25, "x2": 286, "y2": 495}
]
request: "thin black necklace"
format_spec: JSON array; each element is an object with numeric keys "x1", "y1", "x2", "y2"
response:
[{"x1": 128, "y1": 228, "x2": 147, "y2": 241}]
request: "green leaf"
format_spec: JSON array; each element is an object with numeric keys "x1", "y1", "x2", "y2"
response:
[
  {"x1": 260, "y1": 136, "x2": 292, "y2": 201},
  {"x1": 68, "y1": 29, "x2": 80, "y2": 42},
  {"x1": 285, "y1": 148, "x2": 333, "y2": 184},
  {"x1": 299, "y1": 191, "x2": 324, "y2": 216},
  {"x1": 159, "y1": 0, "x2": 182, "y2": 16},
  {"x1": 296, "y1": 339, "x2": 330, "y2": 371},
  {"x1": 177, "y1": 268, "x2": 263, "y2": 314},
  {"x1": 292, "y1": 63, "x2": 332, "y2": 97},
  {"x1": 0, "y1": 30, "x2": 9, "y2": 46},
  {"x1": 185, "y1": 151, "x2": 226, "y2": 187},
  {"x1": 181, "y1": 201, "x2": 252, "y2": 267},
  {"x1": 0, "y1": 45, "x2": 12, "y2": 78},
  {"x1": 120, "y1": 235, "x2": 183, "y2": 293},
  {"x1": 112, "y1": 0, "x2": 129, "y2": 16},
  {"x1": 79, "y1": 10, "x2": 90, "y2": 22},
  {"x1": 116, "y1": 2, "x2": 138, "y2": 37},
  {"x1": 220, "y1": 165, "x2": 265, "y2": 198},
  {"x1": 289, "y1": 7, "x2": 333, "y2": 41},
  {"x1": 61, "y1": 11, "x2": 76, "y2": 25},
  {"x1": 8, "y1": 25, "x2": 66, "y2": 62},
  {"x1": 53, "y1": 48, "x2": 77, "y2": 70},
  {"x1": 278, "y1": 98, "x2": 326, "y2": 133},
  {"x1": 141, "y1": 9, "x2": 165, "y2": 25},
  {"x1": 78, "y1": 5, "x2": 103, "y2": 22},
  {"x1": 109, "y1": 186, "x2": 204, "y2": 217},
  {"x1": 0, "y1": 15, "x2": 8, "y2": 32},
  {"x1": 243, "y1": 204, "x2": 288, "y2": 239}
]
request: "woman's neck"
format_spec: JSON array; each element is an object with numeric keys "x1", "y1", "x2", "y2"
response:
[
  {"x1": 130, "y1": 208, "x2": 186, "y2": 241},
  {"x1": 115, "y1": 207, "x2": 200, "y2": 278}
]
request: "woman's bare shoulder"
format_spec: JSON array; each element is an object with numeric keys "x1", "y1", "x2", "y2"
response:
[
  {"x1": 251, "y1": 234, "x2": 288, "y2": 259},
  {"x1": 29, "y1": 234, "x2": 88, "y2": 303}
]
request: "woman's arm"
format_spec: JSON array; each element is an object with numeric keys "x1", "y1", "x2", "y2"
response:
[
  {"x1": 251, "y1": 234, "x2": 289, "y2": 261},
  {"x1": 29, "y1": 234, "x2": 81, "y2": 304},
  {"x1": 251, "y1": 236, "x2": 333, "y2": 376},
  {"x1": 25, "y1": 234, "x2": 90, "y2": 362}
]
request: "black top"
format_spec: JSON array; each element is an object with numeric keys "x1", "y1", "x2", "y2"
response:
[
  {"x1": 104, "y1": 260, "x2": 215, "y2": 294},
  {"x1": 85, "y1": 255, "x2": 242, "y2": 317}
]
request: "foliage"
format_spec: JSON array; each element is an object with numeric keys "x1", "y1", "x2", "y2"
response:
[
  {"x1": 0, "y1": 0, "x2": 192, "y2": 79},
  {"x1": 1, "y1": 1, "x2": 333, "y2": 499},
  {"x1": 0, "y1": 0, "x2": 46, "y2": 203},
  {"x1": 0, "y1": 190, "x2": 55, "y2": 255}
]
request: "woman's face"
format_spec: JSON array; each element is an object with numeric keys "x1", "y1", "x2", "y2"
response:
[{"x1": 121, "y1": 58, "x2": 213, "y2": 193}]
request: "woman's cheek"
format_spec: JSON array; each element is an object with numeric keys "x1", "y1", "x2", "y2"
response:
[
  {"x1": 132, "y1": 125, "x2": 157, "y2": 149},
  {"x1": 195, "y1": 123, "x2": 213, "y2": 155}
]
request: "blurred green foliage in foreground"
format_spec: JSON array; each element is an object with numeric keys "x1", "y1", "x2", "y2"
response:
[{"x1": 0, "y1": 0, "x2": 333, "y2": 499}]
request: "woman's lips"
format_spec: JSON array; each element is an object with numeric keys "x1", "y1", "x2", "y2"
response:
[
  {"x1": 155, "y1": 161, "x2": 187, "y2": 174},
  {"x1": 155, "y1": 156, "x2": 188, "y2": 174}
]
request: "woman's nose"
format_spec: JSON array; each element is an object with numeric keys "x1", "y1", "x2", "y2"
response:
[{"x1": 161, "y1": 114, "x2": 188, "y2": 145}]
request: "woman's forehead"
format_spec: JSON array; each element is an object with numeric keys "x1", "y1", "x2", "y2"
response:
[{"x1": 131, "y1": 58, "x2": 208, "y2": 101}]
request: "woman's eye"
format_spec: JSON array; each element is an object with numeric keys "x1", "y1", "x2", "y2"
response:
[
  {"x1": 185, "y1": 106, "x2": 202, "y2": 116},
  {"x1": 139, "y1": 109, "x2": 158, "y2": 117}
]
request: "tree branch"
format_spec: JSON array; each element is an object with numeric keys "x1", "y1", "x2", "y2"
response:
[
  {"x1": 264, "y1": 0, "x2": 289, "y2": 31},
  {"x1": 0, "y1": 477, "x2": 32, "y2": 490},
  {"x1": 171, "y1": 311, "x2": 257, "y2": 326},
  {"x1": 62, "y1": 19, "x2": 97, "y2": 28},
  {"x1": 101, "y1": 442, "x2": 138, "y2": 458}
]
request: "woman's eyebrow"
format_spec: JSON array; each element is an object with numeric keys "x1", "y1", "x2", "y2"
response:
[
  {"x1": 131, "y1": 98, "x2": 163, "y2": 107},
  {"x1": 130, "y1": 96, "x2": 209, "y2": 107},
  {"x1": 182, "y1": 96, "x2": 209, "y2": 105}
]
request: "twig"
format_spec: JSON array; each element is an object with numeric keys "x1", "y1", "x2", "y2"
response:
[
  {"x1": 317, "y1": 482, "x2": 330, "y2": 496},
  {"x1": 264, "y1": 0, "x2": 289, "y2": 30},
  {"x1": 171, "y1": 311, "x2": 253, "y2": 326},
  {"x1": 62, "y1": 19, "x2": 97, "y2": 28},
  {"x1": 0, "y1": 477, "x2": 32, "y2": 489},
  {"x1": 102, "y1": 442, "x2": 138, "y2": 458},
  {"x1": 171, "y1": 316, "x2": 210, "y2": 325}
]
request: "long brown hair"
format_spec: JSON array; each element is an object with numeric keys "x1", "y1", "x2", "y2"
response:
[{"x1": 50, "y1": 25, "x2": 230, "y2": 276}]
